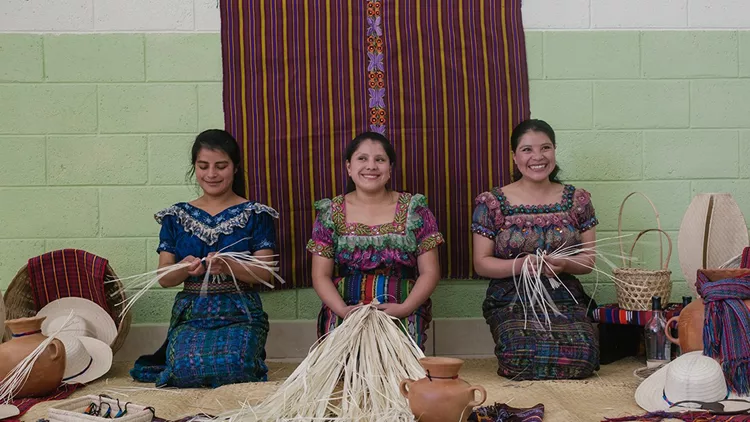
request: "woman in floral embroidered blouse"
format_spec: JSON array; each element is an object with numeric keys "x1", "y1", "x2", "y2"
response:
[
  {"x1": 472, "y1": 119, "x2": 600, "y2": 380},
  {"x1": 130, "y1": 129, "x2": 277, "y2": 388},
  {"x1": 307, "y1": 132, "x2": 444, "y2": 350}
]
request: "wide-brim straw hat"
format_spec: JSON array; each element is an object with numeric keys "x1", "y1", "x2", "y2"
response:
[
  {"x1": 0, "y1": 289, "x2": 5, "y2": 344},
  {"x1": 59, "y1": 335, "x2": 113, "y2": 385},
  {"x1": 636, "y1": 351, "x2": 750, "y2": 413},
  {"x1": 3, "y1": 261, "x2": 130, "y2": 353},
  {"x1": 37, "y1": 297, "x2": 118, "y2": 347},
  {"x1": 0, "y1": 404, "x2": 20, "y2": 420},
  {"x1": 678, "y1": 193, "x2": 749, "y2": 296}
]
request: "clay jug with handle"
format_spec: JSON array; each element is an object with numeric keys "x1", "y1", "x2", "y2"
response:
[
  {"x1": 0, "y1": 316, "x2": 66, "y2": 398},
  {"x1": 400, "y1": 357, "x2": 487, "y2": 422}
]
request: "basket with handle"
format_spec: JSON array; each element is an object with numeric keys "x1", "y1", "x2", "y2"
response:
[{"x1": 612, "y1": 192, "x2": 673, "y2": 311}]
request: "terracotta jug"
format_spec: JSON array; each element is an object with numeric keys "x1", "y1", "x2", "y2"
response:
[
  {"x1": 400, "y1": 357, "x2": 487, "y2": 422},
  {"x1": 0, "y1": 316, "x2": 66, "y2": 398}
]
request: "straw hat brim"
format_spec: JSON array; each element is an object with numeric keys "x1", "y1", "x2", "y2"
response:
[
  {"x1": 62, "y1": 336, "x2": 113, "y2": 385},
  {"x1": 678, "y1": 193, "x2": 749, "y2": 295},
  {"x1": 636, "y1": 353, "x2": 750, "y2": 412},
  {"x1": 0, "y1": 404, "x2": 19, "y2": 420},
  {"x1": 37, "y1": 298, "x2": 117, "y2": 346},
  {"x1": 0, "y1": 290, "x2": 5, "y2": 343}
]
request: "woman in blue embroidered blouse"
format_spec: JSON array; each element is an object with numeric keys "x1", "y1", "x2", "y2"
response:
[{"x1": 130, "y1": 129, "x2": 278, "y2": 388}]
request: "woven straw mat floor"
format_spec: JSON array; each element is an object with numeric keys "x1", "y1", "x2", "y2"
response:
[{"x1": 21, "y1": 358, "x2": 650, "y2": 422}]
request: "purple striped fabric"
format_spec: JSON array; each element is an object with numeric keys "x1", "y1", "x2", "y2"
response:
[{"x1": 220, "y1": 0, "x2": 530, "y2": 287}]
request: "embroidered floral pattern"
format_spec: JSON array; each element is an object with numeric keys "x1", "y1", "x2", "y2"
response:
[
  {"x1": 155, "y1": 202, "x2": 279, "y2": 246},
  {"x1": 331, "y1": 192, "x2": 410, "y2": 236},
  {"x1": 367, "y1": 0, "x2": 386, "y2": 134},
  {"x1": 306, "y1": 192, "x2": 443, "y2": 270},
  {"x1": 472, "y1": 186, "x2": 598, "y2": 259}
]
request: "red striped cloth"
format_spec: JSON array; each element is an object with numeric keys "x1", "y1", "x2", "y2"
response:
[
  {"x1": 593, "y1": 303, "x2": 684, "y2": 326},
  {"x1": 221, "y1": 0, "x2": 530, "y2": 286},
  {"x1": 27, "y1": 249, "x2": 110, "y2": 314}
]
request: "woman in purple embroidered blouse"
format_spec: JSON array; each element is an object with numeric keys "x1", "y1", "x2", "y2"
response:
[
  {"x1": 472, "y1": 119, "x2": 600, "y2": 380},
  {"x1": 306, "y1": 132, "x2": 444, "y2": 350}
]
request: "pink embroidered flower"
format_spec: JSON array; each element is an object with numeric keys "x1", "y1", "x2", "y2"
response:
[
  {"x1": 551, "y1": 215, "x2": 562, "y2": 225},
  {"x1": 575, "y1": 190, "x2": 590, "y2": 206},
  {"x1": 487, "y1": 198, "x2": 500, "y2": 209},
  {"x1": 533, "y1": 216, "x2": 545, "y2": 226},
  {"x1": 513, "y1": 217, "x2": 525, "y2": 227}
]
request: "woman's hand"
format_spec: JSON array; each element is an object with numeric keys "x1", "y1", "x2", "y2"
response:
[
  {"x1": 205, "y1": 252, "x2": 230, "y2": 276},
  {"x1": 543, "y1": 256, "x2": 566, "y2": 277},
  {"x1": 181, "y1": 255, "x2": 205, "y2": 277},
  {"x1": 335, "y1": 303, "x2": 365, "y2": 319},
  {"x1": 376, "y1": 303, "x2": 412, "y2": 319}
]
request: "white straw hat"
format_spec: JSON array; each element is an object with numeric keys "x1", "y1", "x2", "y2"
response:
[
  {"x1": 0, "y1": 404, "x2": 19, "y2": 420},
  {"x1": 59, "y1": 335, "x2": 113, "y2": 385},
  {"x1": 37, "y1": 298, "x2": 117, "y2": 347},
  {"x1": 1, "y1": 289, "x2": 5, "y2": 341},
  {"x1": 636, "y1": 351, "x2": 750, "y2": 413}
]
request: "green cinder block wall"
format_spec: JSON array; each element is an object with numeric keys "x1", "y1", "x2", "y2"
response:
[{"x1": 2, "y1": 30, "x2": 750, "y2": 324}]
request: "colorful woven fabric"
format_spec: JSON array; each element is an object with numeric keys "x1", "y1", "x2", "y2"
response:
[
  {"x1": 473, "y1": 185, "x2": 600, "y2": 380},
  {"x1": 27, "y1": 249, "x2": 110, "y2": 315},
  {"x1": 5, "y1": 383, "x2": 82, "y2": 421},
  {"x1": 697, "y1": 271, "x2": 750, "y2": 395},
  {"x1": 220, "y1": 0, "x2": 530, "y2": 286},
  {"x1": 308, "y1": 192, "x2": 443, "y2": 350},
  {"x1": 593, "y1": 303, "x2": 684, "y2": 326},
  {"x1": 604, "y1": 411, "x2": 750, "y2": 421},
  {"x1": 130, "y1": 202, "x2": 275, "y2": 388},
  {"x1": 470, "y1": 402, "x2": 545, "y2": 422}
]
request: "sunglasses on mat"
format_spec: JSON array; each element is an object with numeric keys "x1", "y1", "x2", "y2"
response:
[{"x1": 669, "y1": 399, "x2": 750, "y2": 415}]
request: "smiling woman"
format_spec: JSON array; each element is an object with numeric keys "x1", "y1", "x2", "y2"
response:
[
  {"x1": 307, "y1": 132, "x2": 444, "y2": 351},
  {"x1": 129, "y1": 129, "x2": 279, "y2": 388},
  {"x1": 472, "y1": 119, "x2": 601, "y2": 380}
]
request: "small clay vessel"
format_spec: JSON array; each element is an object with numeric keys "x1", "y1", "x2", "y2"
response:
[
  {"x1": 400, "y1": 357, "x2": 486, "y2": 422},
  {"x1": 0, "y1": 316, "x2": 65, "y2": 398}
]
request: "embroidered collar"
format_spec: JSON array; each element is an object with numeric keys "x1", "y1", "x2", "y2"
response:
[
  {"x1": 155, "y1": 201, "x2": 278, "y2": 246},
  {"x1": 330, "y1": 192, "x2": 410, "y2": 236},
  {"x1": 496, "y1": 184, "x2": 575, "y2": 216}
]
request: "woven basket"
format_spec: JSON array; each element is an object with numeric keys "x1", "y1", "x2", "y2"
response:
[
  {"x1": 48, "y1": 395, "x2": 153, "y2": 422},
  {"x1": 614, "y1": 192, "x2": 673, "y2": 311},
  {"x1": 3, "y1": 261, "x2": 131, "y2": 354}
]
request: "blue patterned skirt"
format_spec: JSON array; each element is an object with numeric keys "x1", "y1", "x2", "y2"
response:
[
  {"x1": 483, "y1": 275, "x2": 599, "y2": 380},
  {"x1": 130, "y1": 284, "x2": 269, "y2": 388}
]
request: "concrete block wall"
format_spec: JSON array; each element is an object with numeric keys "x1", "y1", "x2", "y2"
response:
[{"x1": 1, "y1": 1, "x2": 750, "y2": 331}]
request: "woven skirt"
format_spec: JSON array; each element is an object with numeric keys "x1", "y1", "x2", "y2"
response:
[
  {"x1": 483, "y1": 275, "x2": 599, "y2": 380},
  {"x1": 131, "y1": 283, "x2": 269, "y2": 388},
  {"x1": 317, "y1": 271, "x2": 432, "y2": 351}
]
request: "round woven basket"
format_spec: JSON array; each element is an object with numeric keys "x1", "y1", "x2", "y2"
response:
[
  {"x1": 614, "y1": 192, "x2": 673, "y2": 311},
  {"x1": 3, "y1": 264, "x2": 131, "y2": 354}
]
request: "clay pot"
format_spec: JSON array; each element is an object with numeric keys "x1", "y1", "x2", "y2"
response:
[
  {"x1": 0, "y1": 316, "x2": 65, "y2": 398},
  {"x1": 400, "y1": 357, "x2": 487, "y2": 422},
  {"x1": 666, "y1": 287, "x2": 750, "y2": 354}
]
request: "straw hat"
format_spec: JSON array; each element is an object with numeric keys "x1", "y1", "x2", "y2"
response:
[
  {"x1": 58, "y1": 335, "x2": 113, "y2": 384},
  {"x1": 636, "y1": 351, "x2": 750, "y2": 413},
  {"x1": 0, "y1": 404, "x2": 19, "y2": 420},
  {"x1": 37, "y1": 298, "x2": 117, "y2": 346},
  {"x1": 0, "y1": 290, "x2": 5, "y2": 342},
  {"x1": 678, "y1": 193, "x2": 749, "y2": 297}
]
